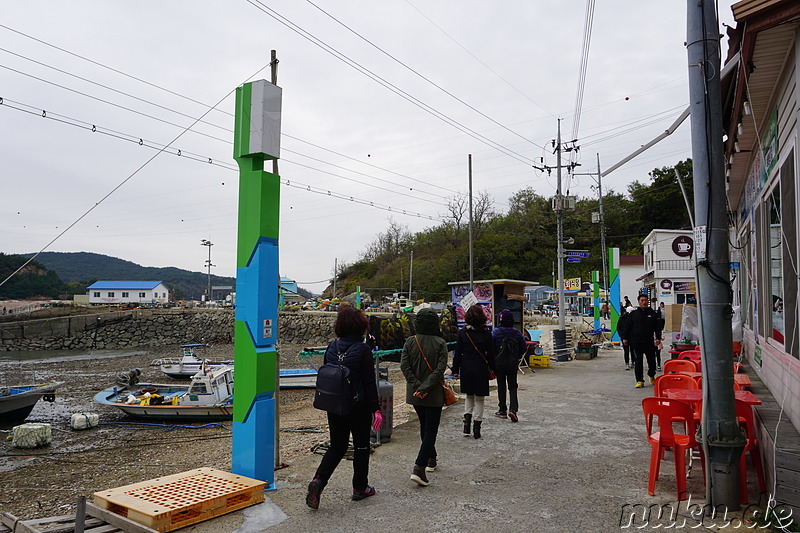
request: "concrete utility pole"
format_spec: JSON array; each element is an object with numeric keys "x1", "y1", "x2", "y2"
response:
[
  {"x1": 554, "y1": 120, "x2": 567, "y2": 356},
  {"x1": 333, "y1": 257, "x2": 337, "y2": 299},
  {"x1": 201, "y1": 239, "x2": 214, "y2": 302},
  {"x1": 408, "y1": 250, "x2": 414, "y2": 302},
  {"x1": 468, "y1": 154, "x2": 474, "y2": 291},
  {"x1": 686, "y1": 0, "x2": 743, "y2": 509},
  {"x1": 597, "y1": 154, "x2": 609, "y2": 309}
]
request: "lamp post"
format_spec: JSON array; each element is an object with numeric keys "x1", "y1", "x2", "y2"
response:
[{"x1": 200, "y1": 239, "x2": 214, "y2": 303}]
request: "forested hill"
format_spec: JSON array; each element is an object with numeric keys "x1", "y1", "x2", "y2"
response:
[
  {"x1": 21, "y1": 251, "x2": 235, "y2": 300},
  {"x1": 330, "y1": 160, "x2": 694, "y2": 302},
  {"x1": 0, "y1": 253, "x2": 68, "y2": 299}
]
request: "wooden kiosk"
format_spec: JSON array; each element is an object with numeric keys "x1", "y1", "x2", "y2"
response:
[{"x1": 448, "y1": 279, "x2": 538, "y2": 332}]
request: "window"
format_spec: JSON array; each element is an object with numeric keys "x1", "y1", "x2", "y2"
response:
[
  {"x1": 768, "y1": 186, "x2": 783, "y2": 344},
  {"x1": 122, "y1": 292, "x2": 129, "y2": 298},
  {"x1": 139, "y1": 292, "x2": 146, "y2": 298},
  {"x1": 93, "y1": 292, "x2": 100, "y2": 297},
  {"x1": 108, "y1": 292, "x2": 115, "y2": 297}
]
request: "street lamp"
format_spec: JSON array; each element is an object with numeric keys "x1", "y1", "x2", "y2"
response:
[{"x1": 200, "y1": 239, "x2": 214, "y2": 303}]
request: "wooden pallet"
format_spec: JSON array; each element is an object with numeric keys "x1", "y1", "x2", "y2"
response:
[
  {"x1": 93, "y1": 468, "x2": 265, "y2": 533},
  {"x1": 1, "y1": 502, "x2": 158, "y2": 533}
]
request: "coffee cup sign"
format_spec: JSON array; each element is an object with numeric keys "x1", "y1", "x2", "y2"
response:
[{"x1": 672, "y1": 236, "x2": 694, "y2": 258}]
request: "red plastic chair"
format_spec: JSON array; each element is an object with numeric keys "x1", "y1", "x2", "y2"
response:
[
  {"x1": 680, "y1": 350, "x2": 702, "y2": 361},
  {"x1": 735, "y1": 399, "x2": 766, "y2": 503},
  {"x1": 694, "y1": 377, "x2": 740, "y2": 391},
  {"x1": 663, "y1": 359, "x2": 697, "y2": 374},
  {"x1": 654, "y1": 374, "x2": 699, "y2": 397},
  {"x1": 642, "y1": 397, "x2": 700, "y2": 500}
]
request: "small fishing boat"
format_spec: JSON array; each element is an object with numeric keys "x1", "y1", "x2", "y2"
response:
[
  {"x1": 0, "y1": 381, "x2": 64, "y2": 422},
  {"x1": 94, "y1": 366, "x2": 234, "y2": 421},
  {"x1": 152, "y1": 344, "x2": 317, "y2": 388},
  {"x1": 151, "y1": 344, "x2": 232, "y2": 379}
]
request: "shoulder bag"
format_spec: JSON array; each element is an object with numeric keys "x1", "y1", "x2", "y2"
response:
[{"x1": 414, "y1": 335, "x2": 457, "y2": 406}]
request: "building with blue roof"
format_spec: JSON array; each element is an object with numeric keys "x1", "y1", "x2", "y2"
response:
[{"x1": 86, "y1": 281, "x2": 170, "y2": 305}]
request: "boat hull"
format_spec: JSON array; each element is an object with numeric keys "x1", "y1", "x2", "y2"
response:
[
  {"x1": 93, "y1": 383, "x2": 233, "y2": 421},
  {"x1": 0, "y1": 383, "x2": 64, "y2": 422}
]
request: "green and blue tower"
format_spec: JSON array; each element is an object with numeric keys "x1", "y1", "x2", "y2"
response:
[{"x1": 232, "y1": 80, "x2": 282, "y2": 486}]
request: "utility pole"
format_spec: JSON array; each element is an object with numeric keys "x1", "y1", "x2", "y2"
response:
[
  {"x1": 468, "y1": 154, "x2": 474, "y2": 291},
  {"x1": 408, "y1": 250, "x2": 414, "y2": 302},
  {"x1": 270, "y1": 49, "x2": 280, "y2": 470},
  {"x1": 333, "y1": 257, "x2": 337, "y2": 299},
  {"x1": 270, "y1": 50, "x2": 279, "y2": 177},
  {"x1": 687, "y1": 0, "x2": 743, "y2": 509},
  {"x1": 597, "y1": 154, "x2": 608, "y2": 311},
  {"x1": 555, "y1": 120, "x2": 566, "y2": 357},
  {"x1": 200, "y1": 239, "x2": 214, "y2": 303}
]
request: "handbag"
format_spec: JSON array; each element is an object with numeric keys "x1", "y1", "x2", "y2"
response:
[
  {"x1": 414, "y1": 336, "x2": 458, "y2": 406},
  {"x1": 465, "y1": 332, "x2": 496, "y2": 380}
]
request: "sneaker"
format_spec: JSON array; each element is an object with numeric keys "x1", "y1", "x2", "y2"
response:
[
  {"x1": 351, "y1": 485, "x2": 376, "y2": 501},
  {"x1": 635, "y1": 381, "x2": 644, "y2": 389},
  {"x1": 495, "y1": 411, "x2": 508, "y2": 419},
  {"x1": 649, "y1": 376, "x2": 656, "y2": 385},
  {"x1": 625, "y1": 364, "x2": 630, "y2": 371},
  {"x1": 306, "y1": 478, "x2": 323, "y2": 509},
  {"x1": 426, "y1": 457, "x2": 437, "y2": 472},
  {"x1": 411, "y1": 465, "x2": 429, "y2": 486},
  {"x1": 508, "y1": 412, "x2": 518, "y2": 423},
  {"x1": 656, "y1": 365, "x2": 662, "y2": 371}
]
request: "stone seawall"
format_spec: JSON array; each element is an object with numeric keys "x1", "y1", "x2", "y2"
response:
[{"x1": 0, "y1": 309, "x2": 354, "y2": 351}]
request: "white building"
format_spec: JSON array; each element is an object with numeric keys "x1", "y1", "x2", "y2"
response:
[
  {"x1": 637, "y1": 229, "x2": 696, "y2": 305},
  {"x1": 87, "y1": 281, "x2": 170, "y2": 305}
]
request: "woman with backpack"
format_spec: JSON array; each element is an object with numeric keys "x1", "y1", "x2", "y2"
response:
[
  {"x1": 306, "y1": 305, "x2": 382, "y2": 509},
  {"x1": 400, "y1": 307, "x2": 449, "y2": 486},
  {"x1": 452, "y1": 305, "x2": 496, "y2": 438},
  {"x1": 491, "y1": 309, "x2": 527, "y2": 422}
]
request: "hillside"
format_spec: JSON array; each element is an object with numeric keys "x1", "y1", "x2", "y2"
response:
[
  {"x1": 0, "y1": 253, "x2": 68, "y2": 299},
  {"x1": 23, "y1": 251, "x2": 236, "y2": 300}
]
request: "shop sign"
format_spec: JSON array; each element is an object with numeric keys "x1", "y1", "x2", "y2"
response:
[
  {"x1": 672, "y1": 235, "x2": 694, "y2": 258},
  {"x1": 557, "y1": 277, "x2": 582, "y2": 290},
  {"x1": 673, "y1": 281, "x2": 696, "y2": 292},
  {"x1": 660, "y1": 279, "x2": 673, "y2": 290}
]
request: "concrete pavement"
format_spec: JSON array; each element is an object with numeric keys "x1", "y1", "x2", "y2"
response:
[{"x1": 195, "y1": 346, "x2": 751, "y2": 532}]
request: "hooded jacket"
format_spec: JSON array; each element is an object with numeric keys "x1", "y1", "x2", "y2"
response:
[{"x1": 401, "y1": 308, "x2": 448, "y2": 407}]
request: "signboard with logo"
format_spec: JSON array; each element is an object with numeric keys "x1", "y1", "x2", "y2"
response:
[
  {"x1": 672, "y1": 235, "x2": 694, "y2": 258},
  {"x1": 660, "y1": 279, "x2": 673, "y2": 290},
  {"x1": 673, "y1": 281, "x2": 696, "y2": 292}
]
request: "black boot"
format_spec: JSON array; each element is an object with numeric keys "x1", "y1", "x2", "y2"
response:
[
  {"x1": 463, "y1": 413, "x2": 472, "y2": 436},
  {"x1": 473, "y1": 420, "x2": 482, "y2": 439}
]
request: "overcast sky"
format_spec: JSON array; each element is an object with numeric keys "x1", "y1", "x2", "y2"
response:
[{"x1": 1, "y1": 2, "x2": 736, "y2": 293}]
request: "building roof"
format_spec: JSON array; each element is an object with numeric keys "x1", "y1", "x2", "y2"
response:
[
  {"x1": 87, "y1": 281, "x2": 165, "y2": 290},
  {"x1": 448, "y1": 279, "x2": 539, "y2": 286}
]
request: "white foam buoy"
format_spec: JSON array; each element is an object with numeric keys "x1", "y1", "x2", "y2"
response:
[
  {"x1": 70, "y1": 412, "x2": 100, "y2": 430},
  {"x1": 12, "y1": 423, "x2": 52, "y2": 448}
]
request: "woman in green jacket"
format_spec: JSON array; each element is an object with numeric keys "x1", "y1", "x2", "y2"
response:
[{"x1": 401, "y1": 308, "x2": 449, "y2": 487}]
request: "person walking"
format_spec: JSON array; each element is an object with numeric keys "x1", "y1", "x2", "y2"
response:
[
  {"x1": 306, "y1": 306, "x2": 382, "y2": 509},
  {"x1": 623, "y1": 295, "x2": 632, "y2": 309},
  {"x1": 618, "y1": 306, "x2": 632, "y2": 370},
  {"x1": 452, "y1": 305, "x2": 496, "y2": 438},
  {"x1": 620, "y1": 294, "x2": 662, "y2": 389},
  {"x1": 401, "y1": 307, "x2": 449, "y2": 486},
  {"x1": 655, "y1": 302, "x2": 666, "y2": 370},
  {"x1": 491, "y1": 309, "x2": 527, "y2": 422}
]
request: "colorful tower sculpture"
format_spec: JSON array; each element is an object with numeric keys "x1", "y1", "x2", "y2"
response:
[
  {"x1": 609, "y1": 248, "x2": 621, "y2": 342},
  {"x1": 232, "y1": 80, "x2": 282, "y2": 486}
]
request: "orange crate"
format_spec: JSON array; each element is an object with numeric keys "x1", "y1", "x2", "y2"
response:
[{"x1": 93, "y1": 467, "x2": 265, "y2": 532}]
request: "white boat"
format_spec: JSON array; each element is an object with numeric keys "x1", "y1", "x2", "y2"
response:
[
  {"x1": 151, "y1": 344, "x2": 232, "y2": 379},
  {"x1": 152, "y1": 344, "x2": 317, "y2": 388},
  {"x1": 0, "y1": 381, "x2": 64, "y2": 422},
  {"x1": 94, "y1": 366, "x2": 234, "y2": 421}
]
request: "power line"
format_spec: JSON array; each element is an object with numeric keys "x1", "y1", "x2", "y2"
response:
[
  {"x1": 306, "y1": 0, "x2": 544, "y2": 150},
  {"x1": 0, "y1": 97, "x2": 447, "y2": 224},
  {"x1": 246, "y1": 0, "x2": 538, "y2": 166}
]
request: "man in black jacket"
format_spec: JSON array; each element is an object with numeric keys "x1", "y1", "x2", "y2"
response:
[{"x1": 620, "y1": 294, "x2": 662, "y2": 388}]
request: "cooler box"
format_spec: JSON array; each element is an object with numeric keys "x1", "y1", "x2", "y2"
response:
[{"x1": 529, "y1": 354, "x2": 550, "y2": 368}]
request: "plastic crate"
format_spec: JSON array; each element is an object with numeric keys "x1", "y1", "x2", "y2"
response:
[{"x1": 529, "y1": 355, "x2": 550, "y2": 368}]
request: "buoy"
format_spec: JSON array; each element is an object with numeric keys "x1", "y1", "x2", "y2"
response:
[{"x1": 12, "y1": 423, "x2": 52, "y2": 448}]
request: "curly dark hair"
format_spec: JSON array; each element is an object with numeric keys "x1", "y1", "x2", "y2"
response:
[
  {"x1": 465, "y1": 305, "x2": 487, "y2": 328},
  {"x1": 334, "y1": 305, "x2": 369, "y2": 338}
]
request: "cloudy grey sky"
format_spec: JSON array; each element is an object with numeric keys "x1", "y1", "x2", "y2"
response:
[{"x1": 1, "y1": 2, "x2": 735, "y2": 293}]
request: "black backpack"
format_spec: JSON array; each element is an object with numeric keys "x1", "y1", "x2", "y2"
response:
[
  {"x1": 313, "y1": 341, "x2": 359, "y2": 416},
  {"x1": 496, "y1": 334, "x2": 520, "y2": 372}
]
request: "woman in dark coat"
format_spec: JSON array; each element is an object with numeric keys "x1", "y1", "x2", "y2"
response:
[
  {"x1": 452, "y1": 305, "x2": 496, "y2": 439},
  {"x1": 400, "y1": 308, "x2": 448, "y2": 487},
  {"x1": 306, "y1": 306, "x2": 382, "y2": 509}
]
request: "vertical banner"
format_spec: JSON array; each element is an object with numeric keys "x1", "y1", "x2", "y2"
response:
[
  {"x1": 231, "y1": 80, "x2": 282, "y2": 487},
  {"x1": 356, "y1": 285, "x2": 362, "y2": 310},
  {"x1": 609, "y1": 248, "x2": 621, "y2": 342},
  {"x1": 592, "y1": 270, "x2": 600, "y2": 329}
]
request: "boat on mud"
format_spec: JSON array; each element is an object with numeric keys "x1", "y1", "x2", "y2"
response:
[
  {"x1": 0, "y1": 381, "x2": 64, "y2": 422},
  {"x1": 152, "y1": 343, "x2": 318, "y2": 388},
  {"x1": 94, "y1": 366, "x2": 234, "y2": 421},
  {"x1": 151, "y1": 344, "x2": 233, "y2": 379}
]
